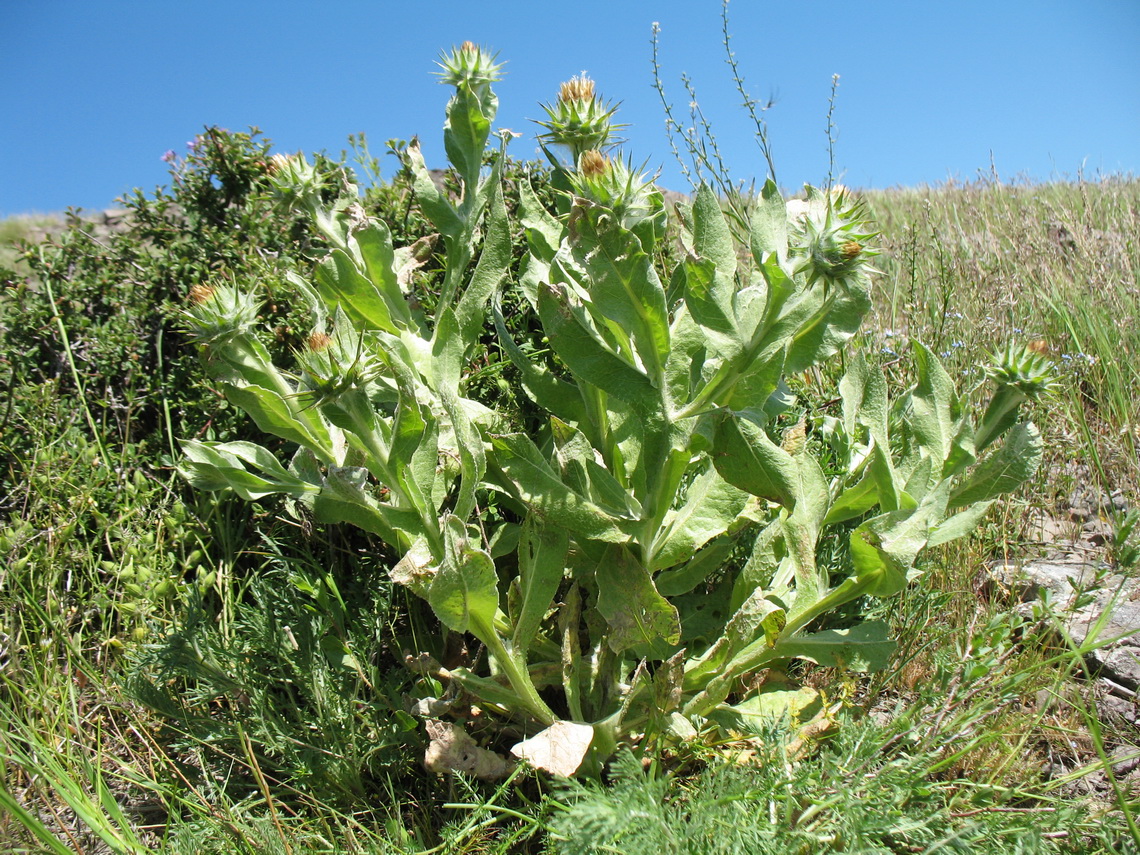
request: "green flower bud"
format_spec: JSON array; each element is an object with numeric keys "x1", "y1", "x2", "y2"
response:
[
  {"x1": 266, "y1": 151, "x2": 325, "y2": 212},
  {"x1": 436, "y1": 41, "x2": 504, "y2": 91},
  {"x1": 790, "y1": 186, "x2": 878, "y2": 289},
  {"x1": 295, "y1": 324, "x2": 383, "y2": 407},
  {"x1": 183, "y1": 282, "x2": 261, "y2": 347},
  {"x1": 568, "y1": 151, "x2": 665, "y2": 238},
  {"x1": 986, "y1": 343, "x2": 1059, "y2": 400}
]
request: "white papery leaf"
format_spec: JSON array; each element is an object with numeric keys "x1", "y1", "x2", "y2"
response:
[{"x1": 511, "y1": 721, "x2": 594, "y2": 777}]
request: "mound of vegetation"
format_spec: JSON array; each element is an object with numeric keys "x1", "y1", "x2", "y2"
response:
[{"x1": 1, "y1": 25, "x2": 1138, "y2": 855}]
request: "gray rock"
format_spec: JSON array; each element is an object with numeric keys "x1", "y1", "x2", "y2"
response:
[{"x1": 991, "y1": 559, "x2": 1140, "y2": 689}]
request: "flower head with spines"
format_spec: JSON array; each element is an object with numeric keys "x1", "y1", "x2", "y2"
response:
[
  {"x1": 789, "y1": 185, "x2": 879, "y2": 291},
  {"x1": 436, "y1": 41, "x2": 503, "y2": 93},
  {"x1": 183, "y1": 282, "x2": 261, "y2": 348},
  {"x1": 567, "y1": 150, "x2": 666, "y2": 241},
  {"x1": 986, "y1": 343, "x2": 1059, "y2": 400},
  {"x1": 537, "y1": 74, "x2": 626, "y2": 164}
]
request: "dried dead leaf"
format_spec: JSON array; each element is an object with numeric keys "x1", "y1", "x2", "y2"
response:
[
  {"x1": 423, "y1": 720, "x2": 513, "y2": 780},
  {"x1": 511, "y1": 720, "x2": 594, "y2": 777}
]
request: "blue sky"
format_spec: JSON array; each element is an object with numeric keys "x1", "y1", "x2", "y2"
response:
[{"x1": 2, "y1": 0, "x2": 1137, "y2": 216}]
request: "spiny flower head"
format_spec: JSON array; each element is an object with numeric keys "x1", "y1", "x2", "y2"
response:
[
  {"x1": 266, "y1": 151, "x2": 325, "y2": 212},
  {"x1": 790, "y1": 185, "x2": 879, "y2": 289},
  {"x1": 568, "y1": 151, "x2": 665, "y2": 237},
  {"x1": 436, "y1": 42, "x2": 504, "y2": 91},
  {"x1": 986, "y1": 343, "x2": 1059, "y2": 399},
  {"x1": 537, "y1": 74, "x2": 625, "y2": 162},
  {"x1": 295, "y1": 321, "x2": 384, "y2": 407},
  {"x1": 183, "y1": 281, "x2": 260, "y2": 347}
]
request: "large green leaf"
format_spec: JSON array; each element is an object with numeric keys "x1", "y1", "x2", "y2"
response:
[
  {"x1": 594, "y1": 545, "x2": 680, "y2": 652},
  {"x1": 713, "y1": 413, "x2": 828, "y2": 513},
  {"x1": 550, "y1": 418, "x2": 640, "y2": 519},
  {"x1": 663, "y1": 304, "x2": 711, "y2": 408},
  {"x1": 492, "y1": 295, "x2": 590, "y2": 428},
  {"x1": 824, "y1": 472, "x2": 880, "y2": 525},
  {"x1": 683, "y1": 587, "x2": 786, "y2": 691},
  {"x1": 838, "y1": 350, "x2": 902, "y2": 511},
  {"x1": 782, "y1": 277, "x2": 871, "y2": 375},
  {"x1": 353, "y1": 220, "x2": 413, "y2": 329},
  {"x1": 683, "y1": 255, "x2": 742, "y2": 360},
  {"x1": 950, "y1": 421, "x2": 1042, "y2": 507},
  {"x1": 686, "y1": 186, "x2": 740, "y2": 359},
  {"x1": 928, "y1": 500, "x2": 995, "y2": 547},
  {"x1": 390, "y1": 374, "x2": 437, "y2": 516},
  {"x1": 769, "y1": 621, "x2": 895, "y2": 672},
  {"x1": 848, "y1": 478, "x2": 953, "y2": 597},
  {"x1": 405, "y1": 140, "x2": 461, "y2": 238},
  {"x1": 650, "y1": 465, "x2": 748, "y2": 572},
  {"x1": 518, "y1": 174, "x2": 563, "y2": 262},
  {"x1": 219, "y1": 383, "x2": 335, "y2": 463},
  {"x1": 179, "y1": 440, "x2": 319, "y2": 501},
  {"x1": 310, "y1": 466, "x2": 423, "y2": 547},
  {"x1": 720, "y1": 345, "x2": 787, "y2": 417},
  {"x1": 567, "y1": 203, "x2": 671, "y2": 384},
  {"x1": 748, "y1": 179, "x2": 788, "y2": 265},
  {"x1": 441, "y1": 384, "x2": 485, "y2": 522},
  {"x1": 537, "y1": 282, "x2": 660, "y2": 415},
  {"x1": 489, "y1": 433, "x2": 628, "y2": 542},
  {"x1": 511, "y1": 514, "x2": 569, "y2": 653},
  {"x1": 453, "y1": 157, "x2": 511, "y2": 343},
  {"x1": 314, "y1": 249, "x2": 399, "y2": 334},
  {"x1": 443, "y1": 81, "x2": 496, "y2": 190},
  {"x1": 907, "y1": 341, "x2": 973, "y2": 482},
  {"x1": 429, "y1": 515, "x2": 500, "y2": 639},
  {"x1": 692, "y1": 185, "x2": 738, "y2": 285},
  {"x1": 655, "y1": 534, "x2": 738, "y2": 597},
  {"x1": 707, "y1": 684, "x2": 824, "y2": 737}
]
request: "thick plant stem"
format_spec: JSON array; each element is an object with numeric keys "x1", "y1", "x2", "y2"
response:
[{"x1": 477, "y1": 625, "x2": 557, "y2": 726}]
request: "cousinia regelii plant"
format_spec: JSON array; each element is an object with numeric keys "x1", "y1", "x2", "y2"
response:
[{"x1": 178, "y1": 42, "x2": 1051, "y2": 778}]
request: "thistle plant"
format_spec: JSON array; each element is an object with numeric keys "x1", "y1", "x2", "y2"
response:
[{"x1": 178, "y1": 50, "x2": 1050, "y2": 777}]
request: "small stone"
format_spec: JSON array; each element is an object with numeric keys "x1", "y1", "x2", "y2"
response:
[
  {"x1": 1098, "y1": 692, "x2": 1138, "y2": 725},
  {"x1": 1068, "y1": 504, "x2": 1093, "y2": 522},
  {"x1": 1111, "y1": 745, "x2": 1140, "y2": 777}
]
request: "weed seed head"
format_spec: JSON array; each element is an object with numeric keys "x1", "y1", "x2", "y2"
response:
[
  {"x1": 559, "y1": 74, "x2": 596, "y2": 104},
  {"x1": 579, "y1": 150, "x2": 609, "y2": 179},
  {"x1": 306, "y1": 332, "x2": 333, "y2": 353},
  {"x1": 189, "y1": 283, "x2": 215, "y2": 305}
]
